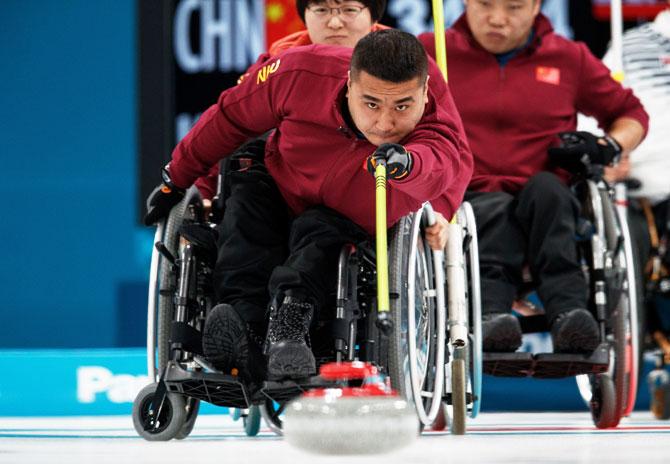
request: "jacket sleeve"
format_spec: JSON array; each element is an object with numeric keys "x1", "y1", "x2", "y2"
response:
[
  {"x1": 575, "y1": 42, "x2": 649, "y2": 136},
  {"x1": 168, "y1": 57, "x2": 287, "y2": 189},
  {"x1": 390, "y1": 60, "x2": 473, "y2": 204}
]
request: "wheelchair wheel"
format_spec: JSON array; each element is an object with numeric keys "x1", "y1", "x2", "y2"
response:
[
  {"x1": 132, "y1": 383, "x2": 187, "y2": 441},
  {"x1": 155, "y1": 187, "x2": 203, "y2": 373},
  {"x1": 387, "y1": 205, "x2": 446, "y2": 429},
  {"x1": 243, "y1": 406, "x2": 262, "y2": 436},
  {"x1": 458, "y1": 202, "x2": 483, "y2": 419},
  {"x1": 605, "y1": 186, "x2": 639, "y2": 420},
  {"x1": 175, "y1": 397, "x2": 200, "y2": 439},
  {"x1": 613, "y1": 187, "x2": 642, "y2": 417},
  {"x1": 590, "y1": 374, "x2": 617, "y2": 429}
]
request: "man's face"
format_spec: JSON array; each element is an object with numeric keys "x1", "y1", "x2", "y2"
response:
[
  {"x1": 346, "y1": 70, "x2": 429, "y2": 146},
  {"x1": 305, "y1": 1, "x2": 375, "y2": 48},
  {"x1": 464, "y1": 0, "x2": 541, "y2": 54}
]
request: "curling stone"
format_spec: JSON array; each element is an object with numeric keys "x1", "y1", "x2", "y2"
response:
[{"x1": 283, "y1": 361, "x2": 418, "y2": 454}]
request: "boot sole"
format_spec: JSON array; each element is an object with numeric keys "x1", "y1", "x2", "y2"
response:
[
  {"x1": 202, "y1": 305, "x2": 250, "y2": 375},
  {"x1": 268, "y1": 341, "x2": 316, "y2": 381}
]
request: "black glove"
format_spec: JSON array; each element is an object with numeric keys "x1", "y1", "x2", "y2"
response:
[
  {"x1": 366, "y1": 143, "x2": 413, "y2": 181},
  {"x1": 144, "y1": 165, "x2": 185, "y2": 226},
  {"x1": 548, "y1": 131, "x2": 622, "y2": 173}
]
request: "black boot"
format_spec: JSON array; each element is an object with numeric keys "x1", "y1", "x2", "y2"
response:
[
  {"x1": 482, "y1": 312, "x2": 522, "y2": 352},
  {"x1": 202, "y1": 304, "x2": 266, "y2": 383},
  {"x1": 265, "y1": 295, "x2": 316, "y2": 380},
  {"x1": 550, "y1": 308, "x2": 599, "y2": 354}
]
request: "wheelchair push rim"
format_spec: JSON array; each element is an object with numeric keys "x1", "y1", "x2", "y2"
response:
[{"x1": 388, "y1": 205, "x2": 447, "y2": 428}]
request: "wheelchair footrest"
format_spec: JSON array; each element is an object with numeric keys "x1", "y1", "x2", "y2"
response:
[
  {"x1": 260, "y1": 377, "x2": 335, "y2": 404},
  {"x1": 162, "y1": 361, "x2": 252, "y2": 408},
  {"x1": 483, "y1": 343, "x2": 609, "y2": 378}
]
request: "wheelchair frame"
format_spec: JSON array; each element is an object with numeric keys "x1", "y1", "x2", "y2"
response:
[
  {"x1": 133, "y1": 189, "x2": 483, "y2": 439},
  {"x1": 575, "y1": 179, "x2": 641, "y2": 427}
]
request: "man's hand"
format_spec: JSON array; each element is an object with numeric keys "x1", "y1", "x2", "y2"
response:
[
  {"x1": 144, "y1": 166, "x2": 185, "y2": 226},
  {"x1": 366, "y1": 143, "x2": 413, "y2": 181},
  {"x1": 424, "y1": 211, "x2": 449, "y2": 251},
  {"x1": 604, "y1": 155, "x2": 631, "y2": 183},
  {"x1": 548, "y1": 131, "x2": 622, "y2": 173}
]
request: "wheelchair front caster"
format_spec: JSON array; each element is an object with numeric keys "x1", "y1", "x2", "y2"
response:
[
  {"x1": 132, "y1": 383, "x2": 187, "y2": 441},
  {"x1": 243, "y1": 406, "x2": 262, "y2": 436},
  {"x1": 231, "y1": 406, "x2": 262, "y2": 436},
  {"x1": 590, "y1": 374, "x2": 617, "y2": 429}
]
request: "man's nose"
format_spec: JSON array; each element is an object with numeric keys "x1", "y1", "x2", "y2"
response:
[
  {"x1": 376, "y1": 112, "x2": 394, "y2": 132},
  {"x1": 488, "y1": 7, "x2": 507, "y2": 27}
]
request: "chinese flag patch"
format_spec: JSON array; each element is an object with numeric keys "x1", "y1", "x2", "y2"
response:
[{"x1": 536, "y1": 66, "x2": 561, "y2": 85}]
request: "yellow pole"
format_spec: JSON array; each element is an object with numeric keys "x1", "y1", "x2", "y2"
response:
[
  {"x1": 375, "y1": 163, "x2": 390, "y2": 315},
  {"x1": 432, "y1": 0, "x2": 448, "y2": 82}
]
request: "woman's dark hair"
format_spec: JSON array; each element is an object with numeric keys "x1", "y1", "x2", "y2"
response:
[
  {"x1": 351, "y1": 29, "x2": 428, "y2": 84},
  {"x1": 296, "y1": 0, "x2": 386, "y2": 23}
]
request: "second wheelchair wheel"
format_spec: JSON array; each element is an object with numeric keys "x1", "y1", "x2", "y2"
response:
[{"x1": 460, "y1": 202, "x2": 483, "y2": 419}]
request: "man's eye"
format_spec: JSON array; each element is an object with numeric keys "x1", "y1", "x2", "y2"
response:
[
  {"x1": 311, "y1": 6, "x2": 329, "y2": 14},
  {"x1": 367, "y1": 102, "x2": 378, "y2": 109},
  {"x1": 396, "y1": 105, "x2": 408, "y2": 111}
]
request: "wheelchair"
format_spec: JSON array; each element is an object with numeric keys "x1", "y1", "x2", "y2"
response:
[
  {"x1": 481, "y1": 167, "x2": 641, "y2": 429},
  {"x1": 131, "y1": 179, "x2": 483, "y2": 440}
]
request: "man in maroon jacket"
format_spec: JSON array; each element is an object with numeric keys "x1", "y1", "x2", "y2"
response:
[
  {"x1": 144, "y1": 30, "x2": 473, "y2": 382},
  {"x1": 420, "y1": 0, "x2": 648, "y2": 354}
]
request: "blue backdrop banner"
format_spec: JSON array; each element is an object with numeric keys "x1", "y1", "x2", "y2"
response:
[{"x1": 0, "y1": 348, "x2": 654, "y2": 416}]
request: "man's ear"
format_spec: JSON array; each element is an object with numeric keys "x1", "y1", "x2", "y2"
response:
[
  {"x1": 346, "y1": 70, "x2": 352, "y2": 97},
  {"x1": 423, "y1": 75, "x2": 430, "y2": 104}
]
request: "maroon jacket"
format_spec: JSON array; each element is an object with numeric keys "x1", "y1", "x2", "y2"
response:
[
  {"x1": 419, "y1": 14, "x2": 648, "y2": 193},
  {"x1": 169, "y1": 44, "x2": 473, "y2": 235}
]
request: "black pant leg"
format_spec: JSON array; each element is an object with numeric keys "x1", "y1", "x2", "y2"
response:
[
  {"x1": 268, "y1": 206, "x2": 370, "y2": 315},
  {"x1": 465, "y1": 191, "x2": 525, "y2": 314},
  {"x1": 214, "y1": 146, "x2": 290, "y2": 328},
  {"x1": 514, "y1": 172, "x2": 587, "y2": 322}
]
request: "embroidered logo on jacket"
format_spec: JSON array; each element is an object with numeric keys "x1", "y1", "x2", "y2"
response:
[
  {"x1": 257, "y1": 59, "x2": 281, "y2": 84},
  {"x1": 536, "y1": 66, "x2": 561, "y2": 85}
]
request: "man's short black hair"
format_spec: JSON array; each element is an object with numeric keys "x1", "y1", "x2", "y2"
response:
[
  {"x1": 296, "y1": 0, "x2": 386, "y2": 23},
  {"x1": 350, "y1": 29, "x2": 428, "y2": 84}
]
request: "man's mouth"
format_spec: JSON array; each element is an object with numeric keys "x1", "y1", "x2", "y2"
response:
[{"x1": 486, "y1": 31, "x2": 506, "y2": 42}]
